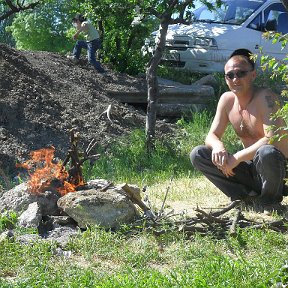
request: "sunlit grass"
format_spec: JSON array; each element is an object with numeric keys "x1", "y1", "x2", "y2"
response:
[
  {"x1": 1, "y1": 102, "x2": 288, "y2": 287},
  {"x1": 1, "y1": 225, "x2": 288, "y2": 287}
]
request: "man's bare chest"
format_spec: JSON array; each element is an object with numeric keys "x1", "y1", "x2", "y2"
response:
[{"x1": 228, "y1": 105, "x2": 264, "y2": 139}]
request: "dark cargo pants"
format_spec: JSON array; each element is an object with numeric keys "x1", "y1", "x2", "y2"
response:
[{"x1": 190, "y1": 144, "x2": 287, "y2": 204}]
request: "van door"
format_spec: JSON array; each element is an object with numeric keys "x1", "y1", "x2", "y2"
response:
[{"x1": 250, "y1": 2, "x2": 288, "y2": 59}]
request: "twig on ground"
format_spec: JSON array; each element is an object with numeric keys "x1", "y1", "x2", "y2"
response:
[
  {"x1": 121, "y1": 183, "x2": 156, "y2": 220},
  {"x1": 134, "y1": 199, "x2": 288, "y2": 238},
  {"x1": 211, "y1": 200, "x2": 242, "y2": 217},
  {"x1": 195, "y1": 207, "x2": 229, "y2": 224},
  {"x1": 229, "y1": 208, "x2": 241, "y2": 237},
  {"x1": 99, "y1": 104, "x2": 113, "y2": 123},
  {"x1": 247, "y1": 219, "x2": 288, "y2": 231},
  {"x1": 157, "y1": 176, "x2": 174, "y2": 219}
]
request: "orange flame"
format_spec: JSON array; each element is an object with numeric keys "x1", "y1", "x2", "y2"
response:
[{"x1": 17, "y1": 147, "x2": 81, "y2": 196}]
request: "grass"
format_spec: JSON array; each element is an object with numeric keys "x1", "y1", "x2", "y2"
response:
[
  {"x1": 1, "y1": 222, "x2": 288, "y2": 287},
  {"x1": 1, "y1": 73, "x2": 287, "y2": 287}
]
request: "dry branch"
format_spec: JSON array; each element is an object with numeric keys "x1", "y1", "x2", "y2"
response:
[
  {"x1": 120, "y1": 183, "x2": 156, "y2": 220},
  {"x1": 134, "y1": 200, "x2": 288, "y2": 238},
  {"x1": 229, "y1": 208, "x2": 241, "y2": 237}
]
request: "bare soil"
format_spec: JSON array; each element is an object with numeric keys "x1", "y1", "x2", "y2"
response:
[{"x1": 0, "y1": 43, "x2": 173, "y2": 177}]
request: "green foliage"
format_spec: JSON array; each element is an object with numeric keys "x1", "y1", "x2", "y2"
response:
[
  {"x1": 0, "y1": 211, "x2": 18, "y2": 232},
  {"x1": 78, "y1": 0, "x2": 156, "y2": 74},
  {"x1": 7, "y1": 0, "x2": 76, "y2": 53},
  {"x1": 260, "y1": 32, "x2": 288, "y2": 141},
  {"x1": 0, "y1": 17, "x2": 15, "y2": 46},
  {"x1": 157, "y1": 66, "x2": 203, "y2": 85}
]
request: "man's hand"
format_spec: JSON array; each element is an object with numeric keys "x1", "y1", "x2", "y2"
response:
[
  {"x1": 212, "y1": 148, "x2": 240, "y2": 177},
  {"x1": 212, "y1": 147, "x2": 228, "y2": 168},
  {"x1": 219, "y1": 154, "x2": 240, "y2": 177},
  {"x1": 73, "y1": 33, "x2": 79, "y2": 41}
]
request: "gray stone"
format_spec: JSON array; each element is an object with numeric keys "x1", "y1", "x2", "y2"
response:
[
  {"x1": 18, "y1": 202, "x2": 42, "y2": 228},
  {"x1": 194, "y1": 74, "x2": 218, "y2": 89},
  {"x1": 45, "y1": 226, "x2": 79, "y2": 246},
  {"x1": 57, "y1": 187, "x2": 138, "y2": 229},
  {"x1": 16, "y1": 234, "x2": 41, "y2": 244},
  {"x1": 0, "y1": 183, "x2": 61, "y2": 215}
]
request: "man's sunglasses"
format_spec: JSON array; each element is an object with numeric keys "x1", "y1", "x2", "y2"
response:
[{"x1": 225, "y1": 70, "x2": 253, "y2": 80}]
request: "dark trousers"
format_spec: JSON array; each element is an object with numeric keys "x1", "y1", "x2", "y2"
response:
[
  {"x1": 190, "y1": 145, "x2": 287, "y2": 204},
  {"x1": 73, "y1": 39, "x2": 105, "y2": 73}
]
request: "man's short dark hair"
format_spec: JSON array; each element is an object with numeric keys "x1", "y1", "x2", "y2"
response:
[
  {"x1": 72, "y1": 14, "x2": 86, "y2": 23},
  {"x1": 229, "y1": 48, "x2": 255, "y2": 69}
]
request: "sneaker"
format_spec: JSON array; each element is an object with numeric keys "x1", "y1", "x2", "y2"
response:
[{"x1": 67, "y1": 55, "x2": 79, "y2": 62}]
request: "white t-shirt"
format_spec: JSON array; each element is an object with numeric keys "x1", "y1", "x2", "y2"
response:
[{"x1": 81, "y1": 21, "x2": 99, "y2": 42}]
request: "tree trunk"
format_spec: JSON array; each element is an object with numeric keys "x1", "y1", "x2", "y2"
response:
[{"x1": 145, "y1": 21, "x2": 168, "y2": 153}]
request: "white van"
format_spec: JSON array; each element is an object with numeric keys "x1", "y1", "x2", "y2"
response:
[{"x1": 153, "y1": 0, "x2": 288, "y2": 73}]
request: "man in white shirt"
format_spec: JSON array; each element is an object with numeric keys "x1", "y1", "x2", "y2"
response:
[{"x1": 68, "y1": 14, "x2": 105, "y2": 73}]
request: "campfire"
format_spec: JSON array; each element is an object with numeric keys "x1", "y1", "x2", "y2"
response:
[
  {"x1": 16, "y1": 130, "x2": 99, "y2": 196},
  {"x1": 17, "y1": 146, "x2": 81, "y2": 196}
]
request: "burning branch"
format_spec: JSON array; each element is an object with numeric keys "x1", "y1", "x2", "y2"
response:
[{"x1": 17, "y1": 130, "x2": 100, "y2": 196}]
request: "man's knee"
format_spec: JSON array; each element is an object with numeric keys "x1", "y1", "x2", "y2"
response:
[
  {"x1": 190, "y1": 145, "x2": 210, "y2": 168},
  {"x1": 255, "y1": 145, "x2": 281, "y2": 163}
]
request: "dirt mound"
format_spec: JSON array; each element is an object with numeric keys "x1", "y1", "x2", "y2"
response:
[{"x1": 0, "y1": 44, "x2": 171, "y2": 177}]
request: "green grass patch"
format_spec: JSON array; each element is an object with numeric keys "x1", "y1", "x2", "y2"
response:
[
  {"x1": 0, "y1": 227, "x2": 288, "y2": 287},
  {"x1": 83, "y1": 110, "x2": 243, "y2": 186},
  {"x1": 83, "y1": 128, "x2": 192, "y2": 186}
]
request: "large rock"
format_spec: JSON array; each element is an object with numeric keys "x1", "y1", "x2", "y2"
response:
[
  {"x1": 0, "y1": 183, "x2": 61, "y2": 215},
  {"x1": 57, "y1": 187, "x2": 138, "y2": 229}
]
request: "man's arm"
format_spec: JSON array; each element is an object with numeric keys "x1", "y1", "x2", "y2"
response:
[
  {"x1": 205, "y1": 93, "x2": 230, "y2": 167},
  {"x1": 73, "y1": 22, "x2": 88, "y2": 40}
]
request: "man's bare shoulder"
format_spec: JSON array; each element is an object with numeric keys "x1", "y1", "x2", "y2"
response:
[
  {"x1": 220, "y1": 91, "x2": 235, "y2": 102},
  {"x1": 218, "y1": 91, "x2": 235, "y2": 107},
  {"x1": 254, "y1": 87, "x2": 280, "y2": 110},
  {"x1": 216, "y1": 92, "x2": 235, "y2": 114}
]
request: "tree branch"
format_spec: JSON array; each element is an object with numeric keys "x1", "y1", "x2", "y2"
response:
[{"x1": 0, "y1": 0, "x2": 40, "y2": 21}]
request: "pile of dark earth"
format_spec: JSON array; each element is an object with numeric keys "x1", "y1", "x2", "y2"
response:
[{"x1": 0, "y1": 43, "x2": 175, "y2": 179}]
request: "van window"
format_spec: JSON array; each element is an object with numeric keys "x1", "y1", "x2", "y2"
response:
[
  {"x1": 264, "y1": 3, "x2": 288, "y2": 33},
  {"x1": 193, "y1": 0, "x2": 265, "y2": 25},
  {"x1": 247, "y1": 14, "x2": 262, "y2": 31}
]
